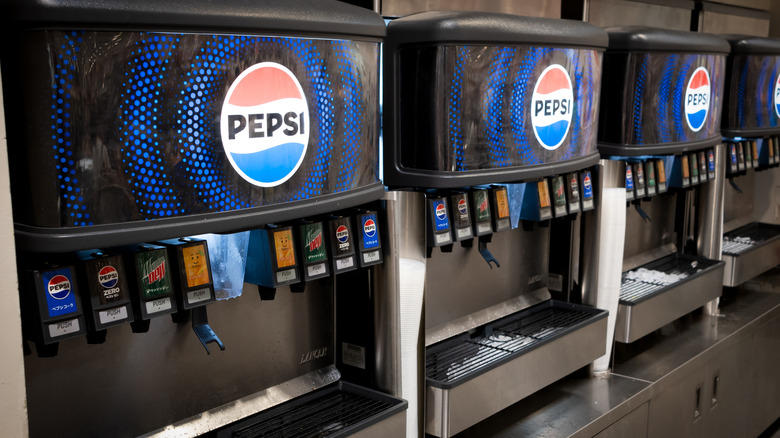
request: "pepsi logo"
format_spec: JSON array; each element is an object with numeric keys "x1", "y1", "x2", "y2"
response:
[
  {"x1": 584, "y1": 175, "x2": 592, "y2": 190},
  {"x1": 708, "y1": 150, "x2": 715, "y2": 171},
  {"x1": 48, "y1": 275, "x2": 71, "y2": 300},
  {"x1": 457, "y1": 198, "x2": 468, "y2": 215},
  {"x1": 684, "y1": 67, "x2": 710, "y2": 132},
  {"x1": 336, "y1": 225, "x2": 349, "y2": 243},
  {"x1": 98, "y1": 266, "x2": 119, "y2": 289},
  {"x1": 435, "y1": 203, "x2": 447, "y2": 220},
  {"x1": 774, "y1": 75, "x2": 780, "y2": 119},
  {"x1": 220, "y1": 62, "x2": 309, "y2": 187},
  {"x1": 531, "y1": 65, "x2": 574, "y2": 150},
  {"x1": 363, "y1": 219, "x2": 376, "y2": 237}
]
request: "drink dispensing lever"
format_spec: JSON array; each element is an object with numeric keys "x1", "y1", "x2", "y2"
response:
[{"x1": 158, "y1": 237, "x2": 224, "y2": 354}]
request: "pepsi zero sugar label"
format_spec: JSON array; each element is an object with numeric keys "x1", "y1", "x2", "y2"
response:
[
  {"x1": 76, "y1": 251, "x2": 134, "y2": 330},
  {"x1": 448, "y1": 192, "x2": 473, "y2": 242},
  {"x1": 730, "y1": 143, "x2": 739, "y2": 173},
  {"x1": 581, "y1": 171, "x2": 595, "y2": 212},
  {"x1": 328, "y1": 217, "x2": 357, "y2": 273},
  {"x1": 158, "y1": 238, "x2": 216, "y2": 310},
  {"x1": 427, "y1": 197, "x2": 453, "y2": 247},
  {"x1": 9, "y1": 31, "x2": 380, "y2": 235},
  {"x1": 123, "y1": 244, "x2": 178, "y2": 320},
  {"x1": 384, "y1": 13, "x2": 607, "y2": 187},
  {"x1": 633, "y1": 163, "x2": 646, "y2": 198},
  {"x1": 698, "y1": 151, "x2": 708, "y2": 182},
  {"x1": 599, "y1": 28, "x2": 728, "y2": 155},
  {"x1": 470, "y1": 190, "x2": 493, "y2": 237},
  {"x1": 297, "y1": 221, "x2": 330, "y2": 281},
  {"x1": 28, "y1": 266, "x2": 86, "y2": 344},
  {"x1": 356, "y1": 211, "x2": 383, "y2": 267},
  {"x1": 565, "y1": 173, "x2": 581, "y2": 213}
]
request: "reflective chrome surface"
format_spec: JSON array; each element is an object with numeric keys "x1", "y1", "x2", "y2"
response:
[
  {"x1": 142, "y1": 366, "x2": 341, "y2": 437},
  {"x1": 699, "y1": 144, "x2": 725, "y2": 314},
  {"x1": 722, "y1": 233, "x2": 780, "y2": 287},
  {"x1": 614, "y1": 261, "x2": 725, "y2": 343},
  {"x1": 350, "y1": 408, "x2": 407, "y2": 438},
  {"x1": 426, "y1": 315, "x2": 608, "y2": 437},
  {"x1": 697, "y1": 10, "x2": 769, "y2": 37},
  {"x1": 425, "y1": 226, "x2": 550, "y2": 345},
  {"x1": 724, "y1": 171, "x2": 755, "y2": 234}
]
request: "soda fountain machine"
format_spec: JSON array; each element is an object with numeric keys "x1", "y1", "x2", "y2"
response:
[
  {"x1": 383, "y1": 11, "x2": 609, "y2": 437},
  {"x1": 1, "y1": 0, "x2": 407, "y2": 436},
  {"x1": 596, "y1": 27, "x2": 729, "y2": 343},
  {"x1": 720, "y1": 35, "x2": 780, "y2": 288}
]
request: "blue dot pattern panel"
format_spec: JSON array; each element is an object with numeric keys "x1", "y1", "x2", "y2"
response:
[
  {"x1": 723, "y1": 54, "x2": 780, "y2": 134},
  {"x1": 617, "y1": 53, "x2": 726, "y2": 146},
  {"x1": 23, "y1": 31, "x2": 379, "y2": 228},
  {"x1": 399, "y1": 45, "x2": 602, "y2": 172}
]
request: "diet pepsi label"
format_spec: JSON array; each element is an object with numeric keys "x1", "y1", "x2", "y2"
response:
[
  {"x1": 531, "y1": 65, "x2": 574, "y2": 150},
  {"x1": 43, "y1": 268, "x2": 79, "y2": 318},
  {"x1": 684, "y1": 67, "x2": 710, "y2": 133},
  {"x1": 433, "y1": 199, "x2": 450, "y2": 231},
  {"x1": 775, "y1": 75, "x2": 780, "y2": 119},
  {"x1": 360, "y1": 214, "x2": 380, "y2": 249},
  {"x1": 220, "y1": 62, "x2": 309, "y2": 187}
]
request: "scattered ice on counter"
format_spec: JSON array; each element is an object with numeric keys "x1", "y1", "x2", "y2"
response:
[
  {"x1": 624, "y1": 268, "x2": 687, "y2": 285},
  {"x1": 726, "y1": 235, "x2": 754, "y2": 245}
]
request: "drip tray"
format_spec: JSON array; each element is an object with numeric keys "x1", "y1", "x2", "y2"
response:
[
  {"x1": 425, "y1": 300, "x2": 607, "y2": 437},
  {"x1": 215, "y1": 381, "x2": 407, "y2": 438},
  {"x1": 615, "y1": 254, "x2": 724, "y2": 343},
  {"x1": 722, "y1": 222, "x2": 780, "y2": 287}
]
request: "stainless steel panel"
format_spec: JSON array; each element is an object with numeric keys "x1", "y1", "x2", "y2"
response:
[
  {"x1": 350, "y1": 410, "x2": 407, "y2": 438},
  {"x1": 699, "y1": 144, "x2": 725, "y2": 314},
  {"x1": 425, "y1": 226, "x2": 550, "y2": 345},
  {"x1": 593, "y1": 403, "x2": 649, "y2": 438},
  {"x1": 587, "y1": 0, "x2": 691, "y2": 30},
  {"x1": 614, "y1": 262, "x2": 725, "y2": 343},
  {"x1": 622, "y1": 192, "x2": 678, "y2": 266},
  {"x1": 698, "y1": 11, "x2": 770, "y2": 37},
  {"x1": 724, "y1": 171, "x2": 755, "y2": 233},
  {"x1": 375, "y1": 190, "x2": 425, "y2": 396},
  {"x1": 381, "y1": 0, "x2": 561, "y2": 19},
  {"x1": 747, "y1": 308, "x2": 780, "y2": 436},
  {"x1": 426, "y1": 315, "x2": 607, "y2": 437},
  {"x1": 142, "y1": 366, "x2": 341, "y2": 437},
  {"x1": 25, "y1": 280, "x2": 335, "y2": 438},
  {"x1": 646, "y1": 358, "x2": 705, "y2": 438},
  {"x1": 722, "y1": 234, "x2": 780, "y2": 286},
  {"x1": 702, "y1": 0, "x2": 769, "y2": 11}
]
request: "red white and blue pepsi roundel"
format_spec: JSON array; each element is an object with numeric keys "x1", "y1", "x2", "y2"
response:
[
  {"x1": 220, "y1": 62, "x2": 310, "y2": 187},
  {"x1": 774, "y1": 75, "x2": 780, "y2": 120},
  {"x1": 531, "y1": 64, "x2": 574, "y2": 151},
  {"x1": 684, "y1": 67, "x2": 711, "y2": 133}
]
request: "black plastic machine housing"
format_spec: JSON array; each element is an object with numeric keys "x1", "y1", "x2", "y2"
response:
[
  {"x1": 721, "y1": 35, "x2": 780, "y2": 138},
  {"x1": 383, "y1": 11, "x2": 608, "y2": 188},
  {"x1": 1, "y1": 0, "x2": 386, "y2": 253},
  {"x1": 598, "y1": 26, "x2": 730, "y2": 156}
]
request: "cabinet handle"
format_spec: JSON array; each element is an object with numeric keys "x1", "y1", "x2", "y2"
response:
[
  {"x1": 694, "y1": 385, "x2": 702, "y2": 420},
  {"x1": 711, "y1": 374, "x2": 719, "y2": 407}
]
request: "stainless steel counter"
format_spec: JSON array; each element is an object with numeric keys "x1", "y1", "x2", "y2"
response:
[{"x1": 452, "y1": 269, "x2": 780, "y2": 438}]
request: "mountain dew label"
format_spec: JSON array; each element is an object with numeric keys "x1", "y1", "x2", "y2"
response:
[
  {"x1": 138, "y1": 251, "x2": 172, "y2": 299},
  {"x1": 302, "y1": 222, "x2": 327, "y2": 264}
]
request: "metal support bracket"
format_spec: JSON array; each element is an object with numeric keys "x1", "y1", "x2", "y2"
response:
[{"x1": 478, "y1": 237, "x2": 500, "y2": 269}]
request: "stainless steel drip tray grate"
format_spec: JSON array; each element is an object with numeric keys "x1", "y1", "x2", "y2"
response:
[
  {"x1": 723, "y1": 222, "x2": 780, "y2": 255},
  {"x1": 619, "y1": 254, "x2": 723, "y2": 305},
  {"x1": 722, "y1": 222, "x2": 780, "y2": 287},
  {"x1": 216, "y1": 381, "x2": 407, "y2": 438},
  {"x1": 615, "y1": 254, "x2": 724, "y2": 344},
  {"x1": 425, "y1": 300, "x2": 607, "y2": 437},
  {"x1": 426, "y1": 301, "x2": 606, "y2": 388}
]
